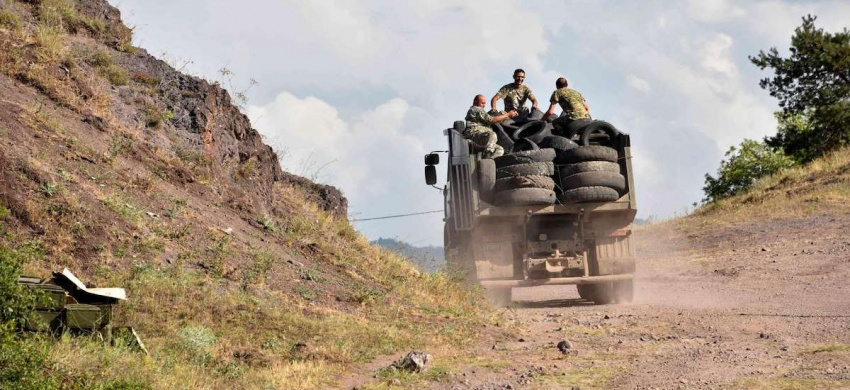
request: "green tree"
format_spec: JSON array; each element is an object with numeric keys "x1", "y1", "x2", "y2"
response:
[
  {"x1": 703, "y1": 139, "x2": 795, "y2": 202},
  {"x1": 750, "y1": 15, "x2": 850, "y2": 162}
]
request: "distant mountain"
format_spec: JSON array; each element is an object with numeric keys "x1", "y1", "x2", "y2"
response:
[{"x1": 372, "y1": 238, "x2": 444, "y2": 272}]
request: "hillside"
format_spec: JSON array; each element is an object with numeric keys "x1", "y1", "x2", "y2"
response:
[
  {"x1": 372, "y1": 238, "x2": 444, "y2": 273},
  {"x1": 0, "y1": 1, "x2": 497, "y2": 389}
]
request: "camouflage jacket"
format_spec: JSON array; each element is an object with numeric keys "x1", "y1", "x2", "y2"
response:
[
  {"x1": 496, "y1": 83, "x2": 534, "y2": 112},
  {"x1": 550, "y1": 88, "x2": 589, "y2": 120},
  {"x1": 464, "y1": 106, "x2": 492, "y2": 134}
]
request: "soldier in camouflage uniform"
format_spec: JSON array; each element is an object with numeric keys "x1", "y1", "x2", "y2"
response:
[
  {"x1": 465, "y1": 95, "x2": 518, "y2": 158},
  {"x1": 490, "y1": 69, "x2": 538, "y2": 114},
  {"x1": 542, "y1": 77, "x2": 590, "y2": 129}
]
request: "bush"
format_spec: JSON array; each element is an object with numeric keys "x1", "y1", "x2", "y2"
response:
[{"x1": 703, "y1": 139, "x2": 796, "y2": 202}]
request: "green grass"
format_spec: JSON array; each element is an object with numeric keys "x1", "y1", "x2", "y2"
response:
[{"x1": 804, "y1": 344, "x2": 850, "y2": 354}]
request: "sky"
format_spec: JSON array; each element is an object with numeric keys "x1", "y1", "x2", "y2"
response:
[{"x1": 109, "y1": 0, "x2": 850, "y2": 246}]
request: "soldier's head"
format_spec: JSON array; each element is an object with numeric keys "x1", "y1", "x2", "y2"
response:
[
  {"x1": 556, "y1": 77, "x2": 568, "y2": 89},
  {"x1": 513, "y1": 69, "x2": 526, "y2": 86},
  {"x1": 473, "y1": 94, "x2": 487, "y2": 107}
]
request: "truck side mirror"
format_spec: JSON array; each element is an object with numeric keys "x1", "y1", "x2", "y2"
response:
[
  {"x1": 425, "y1": 165, "x2": 437, "y2": 185},
  {"x1": 424, "y1": 153, "x2": 440, "y2": 166}
]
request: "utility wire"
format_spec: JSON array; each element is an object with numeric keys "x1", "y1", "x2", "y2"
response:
[{"x1": 350, "y1": 210, "x2": 443, "y2": 222}]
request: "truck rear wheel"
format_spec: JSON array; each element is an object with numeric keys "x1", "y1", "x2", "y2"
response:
[
  {"x1": 578, "y1": 283, "x2": 615, "y2": 305},
  {"x1": 614, "y1": 280, "x2": 634, "y2": 303},
  {"x1": 485, "y1": 287, "x2": 512, "y2": 307}
]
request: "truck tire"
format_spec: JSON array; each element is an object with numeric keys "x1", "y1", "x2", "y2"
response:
[
  {"x1": 587, "y1": 282, "x2": 615, "y2": 304},
  {"x1": 492, "y1": 123, "x2": 514, "y2": 152},
  {"x1": 559, "y1": 161, "x2": 620, "y2": 177},
  {"x1": 614, "y1": 280, "x2": 634, "y2": 303},
  {"x1": 580, "y1": 121, "x2": 620, "y2": 146},
  {"x1": 496, "y1": 162, "x2": 555, "y2": 179},
  {"x1": 511, "y1": 138, "x2": 539, "y2": 152},
  {"x1": 494, "y1": 148, "x2": 556, "y2": 168},
  {"x1": 512, "y1": 121, "x2": 552, "y2": 143},
  {"x1": 555, "y1": 145, "x2": 618, "y2": 164},
  {"x1": 539, "y1": 136, "x2": 577, "y2": 153},
  {"x1": 559, "y1": 118, "x2": 593, "y2": 139},
  {"x1": 560, "y1": 171, "x2": 626, "y2": 193},
  {"x1": 478, "y1": 159, "x2": 496, "y2": 203},
  {"x1": 485, "y1": 287, "x2": 512, "y2": 307},
  {"x1": 494, "y1": 188, "x2": 556, "y2": 206},
  {"x1": 576, "y1": 284, "x2": 594, "y2": 301},
  {"x1": 493, "y1": 175, "x2": 555, "y2": 193},
  {"x1": 558, "y1": 186, "x2": 620, "y2": 203}
]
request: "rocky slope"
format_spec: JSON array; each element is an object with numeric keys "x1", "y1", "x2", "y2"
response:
[{"x1": 0, "y1": 1, "x2": 492, "y2": 388}]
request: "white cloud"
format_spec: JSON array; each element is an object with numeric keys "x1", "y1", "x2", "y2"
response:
[
  {"x1": 699, "y1": 34, "x2": 737, "y2": 77},
  {"x1": 626, "y1": 74, "x2": 651, "y2": 93},
  {"x1": 688, "y1": 0, "x2": 746, "y2": 22}
]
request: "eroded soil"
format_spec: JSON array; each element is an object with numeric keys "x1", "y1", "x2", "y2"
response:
[{"x1": 348, "y1": 213, "x2": 850, "y2": 389}]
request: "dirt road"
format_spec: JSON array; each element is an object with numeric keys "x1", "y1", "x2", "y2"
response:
[{"x1": 434, "y1": 214, "x2": 850, "y2": 389}]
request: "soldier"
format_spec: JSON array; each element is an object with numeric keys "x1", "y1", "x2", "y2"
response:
[
  {"x1": 466, "y1": 94, "x2": 518, "y2": 158},
  {"x1": 542, "y1": 77, "x2": 590, "y2": 129},
  {"x1": 491, "y1": 69, "x2": 538, "y2": 114}
]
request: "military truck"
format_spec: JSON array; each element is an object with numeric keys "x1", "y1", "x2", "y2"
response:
[{"x1": 424, "y1": 119, "x2": 637, "y2": 304}]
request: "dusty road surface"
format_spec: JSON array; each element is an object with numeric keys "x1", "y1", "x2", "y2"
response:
[{"x1": 426, "y1": 213, "x2": 850, "y2": 389}]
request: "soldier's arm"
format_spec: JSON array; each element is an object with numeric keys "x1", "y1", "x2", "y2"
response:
[
  {"x1": 490, "y1": 110, "x2": 517, "y2": 124},
  {"x1": 583, "y1": 99, "x2": 590, "y2": 113},
  {"x1": 529, "y1": 91, "x2": 539, "y2": 109},
  {"x1": 490, "y1": 94, "x2": 501, "y2": 111},
  {"x1": 541, "y1": 102, "x2": 558, "y2": 121}
]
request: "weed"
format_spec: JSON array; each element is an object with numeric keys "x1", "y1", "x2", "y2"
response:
[
  {"x1": 144, "y1": 106, "x2": 174, "y2": 128},
  {"x1": 101, "y1": 195, "x2": 141, "y2": 224},
  {"x1": 805, "y1": 344, "x2": 850, "y2": 354},
  {"x1": 132, "y1": 72, "x2": 160, "y2": 87},
  {"x1": 294, "y1": 285, "x2": 316, "y2": 301},
  {"x1": 177, "y1": 325, "x2": 216, "y2": 366},
  {"x1": 133, "y1": 236, "x2": 164, "y2": 256},
  {"x1": 0, "y1": 205, "x2": 9, "y2": 219},
  {"x1": 256, "y1": 216, "x2": 279, "y2": 233},
  {"x1": 109, "y1": 132, "x2": 133, "y2": 161},
  {"x1": 300, "y1": 267, "x2": 325, "y2": 283},
  {"x1": 38, "y1": 182, "x2": 59, "y2": 198},
  {"x1": 237, "y1": 158, "x2": 256, "y2": 179},
  {"x1": 0, "y1": 9, "x2": 22, "y2": 31},
  {"x1": 88, "y1": 50, "x2": 113, "y2": 68},
  {"x1": 102, "y1": 64, "x2": 129, "y2": 86},
  {"x1": 164, "y1": 197, "x2": 187, "y2": 219},
  {"x1": 203, "y1": 235, "x2": 232, "y2": 277},
  {"x1": 242, "y1": 249, "x2": 275, "y2": 287},
  {"x1": 34, "y1": 25, "x2": 67, "y2": 62}
]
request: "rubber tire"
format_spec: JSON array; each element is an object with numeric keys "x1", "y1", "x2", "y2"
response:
[
  {"x1": 576, "y1": 284, "x2": 594, "y2": 301},
  {"x1": 558, "y1": 186, "x2": 620, "y2": 203},
  {"x1": 492, "y1": 123, "x2": 515, "y2": 153},
  {"x1": 494, "y1": 188, "x2": 556, "y2": 206},
  {"x1": 453, "y1": 120, "x2": 465, "y2": 133},
  {"x1": 587, "y1": 283, "x2": 615, "y2": 304},
  {"x1": 559, "y1": 161, "x2": 620, "y2": 177},
  {"x1": 496, "y1": 162, "x2": 555, "y2": 179},
  {"x1": 560, "y1": 171, "x2": 626, "y2": 193},
  {"x1": 485, "y1": 287, "x2": 512, "y2": 307},
  {"x1": 559, "y1": 118, "x2": 593, "y2": 139},
  {"x1": 478, "y1": 159, "x2": 496, "y2": 203},
  {"x1": 494, "y1": 148, "x2": 556, "y2": 168},
  {"x1": 512, "y1": 138, "x2": 539, "y2": 152},
  {"x1": 539, "y1": 136, "x2": 577, "y2": 153},
  {"x1": 512, "y1": 121, "x2": 552, "y2": 143},
  {"x1": 614, "y1": 280, "x2": 634, "y2": 303},
  {"x1": 580, "y1": 121, "x2": 620, "y2": 146},
  {"x1": 493, "y1": 175, "x2": 555, "y2": 193},
  {"x1": 555, "y1": 145, "x2": 618, "y2": 164}
]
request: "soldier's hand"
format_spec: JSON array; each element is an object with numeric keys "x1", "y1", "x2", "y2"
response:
[{"x1": 508, "y1": 110, "x2": 518, "y2": 118}]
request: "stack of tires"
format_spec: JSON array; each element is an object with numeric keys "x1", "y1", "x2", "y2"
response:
[
  {"x1": 479, "y1": 117, "x2": 627, "y2": 205},
  {"x1": 555, "y1": 145, "x2": 626, "y2": 203}
]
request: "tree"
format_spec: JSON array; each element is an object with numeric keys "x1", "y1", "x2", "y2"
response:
[
  {"x1": 703, "y1": 139, "x2": 795, "y2": 203},
  {"x1": 750, "y1": 15, "x2": 850, "y2": 162}
]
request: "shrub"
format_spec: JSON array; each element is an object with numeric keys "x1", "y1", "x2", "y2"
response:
[
  {"x1": 703, "y1": 139, "x2": 796, "y2": 202},
  {"x1": 0, "y1": 9, "x2": 22, "y2": 30},
  {"x1": 102, "y1": 64, "x2": 129, "y2": 86}
]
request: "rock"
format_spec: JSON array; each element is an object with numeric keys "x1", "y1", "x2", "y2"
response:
[
  {"x1": 761, "y1": 247, "x2": 770, "y2": 252},
  {"x1": 223, "y1": 227, "x2": 233, "y2": 235},
  {"x1": 603, "y1": 314, "x2": 610, "y2": 320},
  {"x1": 389, "y1": 379, "x2": 401, "y2": 386},
  {"x1": 391, "y1": 351, "x2": 431, "y2": 372},
  {"x1": 557, "y1": 340, "x2": 573, "y2": 354}
]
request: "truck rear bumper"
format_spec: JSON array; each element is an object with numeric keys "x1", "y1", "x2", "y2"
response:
[{"x1": 479, "y1": 274, "x2": 633, "y2": 288}]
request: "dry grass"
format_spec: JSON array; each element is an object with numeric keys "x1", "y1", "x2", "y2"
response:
[{"x1": 690, "y1": 147, "x2": 850, "y2": 227}]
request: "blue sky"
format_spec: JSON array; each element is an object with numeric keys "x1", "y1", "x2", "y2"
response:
[{"x1": 109, "y1": 0, "x2": 850, "y2": 246}]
